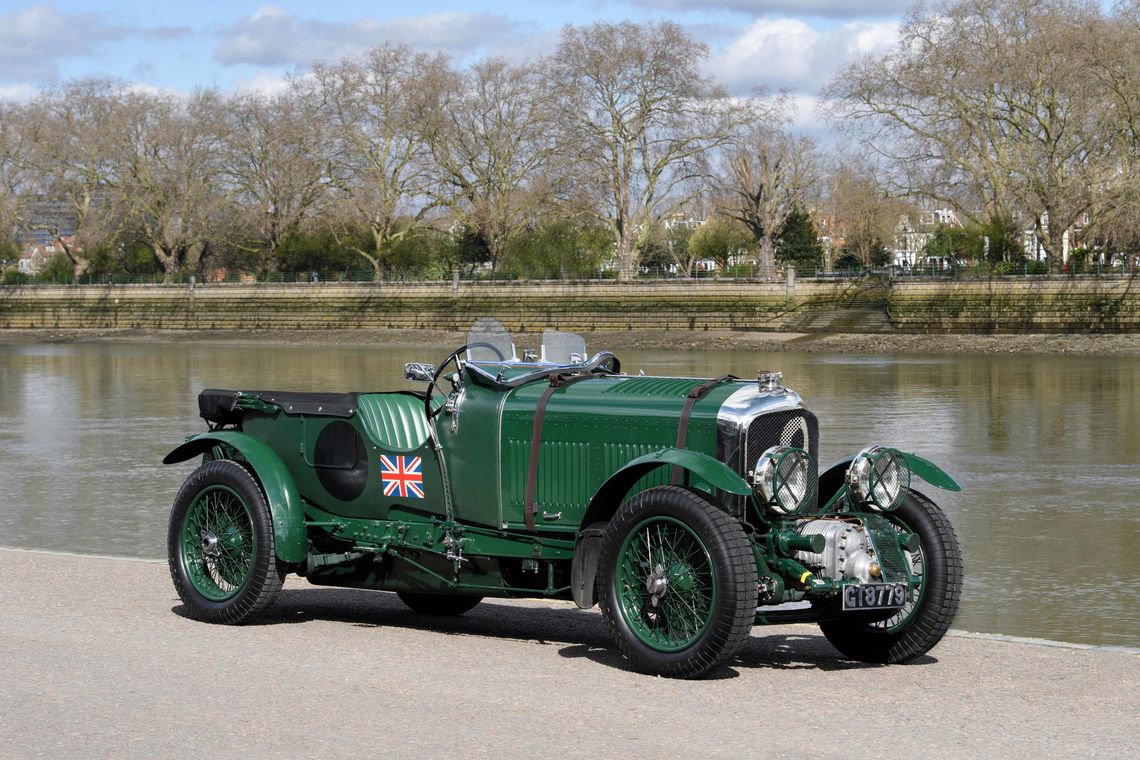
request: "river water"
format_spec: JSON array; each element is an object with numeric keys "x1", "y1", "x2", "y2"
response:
[{"x1": 1, "y1": 339, "x2": 1136, "y2": 648}]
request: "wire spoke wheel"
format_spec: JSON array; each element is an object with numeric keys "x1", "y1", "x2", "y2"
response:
[
  {"x1": 180, "y1": 486, "x2": 255, "y2": 601},
  {"x1": 868, "y1": 517, "x2": 926, "y2": 633},
  {"x1": 168, "y1": 460, "x2": 286, "y2": 624},
  {"x1": 819, "y1": 490, "x2": 962, "y2": 663},
  {"x1": 616, "y1": 517, "x2": 716, "y2": 652},
  {"x1": 599, "y1": 486, "x2": 757, "y2": 678}
]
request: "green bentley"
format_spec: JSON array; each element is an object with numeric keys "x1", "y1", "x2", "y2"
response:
[{"x1": 165, "y1": 319, "x2": 963, "y2": 677}]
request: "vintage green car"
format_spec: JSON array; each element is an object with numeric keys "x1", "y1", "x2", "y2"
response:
[{"x1": 165, "y1": 319, "x2": 963, "y2": 677}]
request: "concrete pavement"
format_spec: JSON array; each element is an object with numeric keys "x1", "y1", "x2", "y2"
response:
[{"x1": 1, "y1": 548, "x2": 1136, "y2": 759}]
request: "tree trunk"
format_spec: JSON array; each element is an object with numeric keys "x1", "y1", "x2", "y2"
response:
[
  {"x1": 616, "y1": 233, "x2": 636, "y2": 281},
  {"x1": 1035, "y1": 216, "x2": 1061, "y2": 271},
  {"x1": 757, "y1": 236, "x2": 776, "y2": 280},
  {"x1": 161, "y1": 250, "x2": 179, "y2": 285}
]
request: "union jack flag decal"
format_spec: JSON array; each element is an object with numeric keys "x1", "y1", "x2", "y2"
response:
[{"x1": 379, "y1": 455, "x2": 424, "y2": 499}]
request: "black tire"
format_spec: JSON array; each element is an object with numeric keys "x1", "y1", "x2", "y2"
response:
[
  {"x1": 819, "y1": 490, "x2": 963, "y2": 663},
  {"x1": 397, "y1": 592, "x2": 483, "y2": 616},
  {"x1": 167, "y1": 460, "x2": 286, "y2": 624},
  {"x1": 598, "y1": 486, "x2": 757, "y2": 678}
]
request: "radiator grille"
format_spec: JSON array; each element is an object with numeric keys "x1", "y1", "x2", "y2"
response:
[{"x1": 744, "y1": 410, "x2": 819, "y2": 471}]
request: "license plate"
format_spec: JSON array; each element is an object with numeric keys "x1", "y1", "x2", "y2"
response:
[{"x1": 842, "y1": 583, "x2": 907, "y2": 611}]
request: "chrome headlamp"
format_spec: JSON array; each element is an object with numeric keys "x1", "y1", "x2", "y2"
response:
[
  {"x1": 752, "y1": 445, "x2": 817, "y2": 515},
  {"x1": 846, "y1": 445, "x2": 910, "y2": 511}
]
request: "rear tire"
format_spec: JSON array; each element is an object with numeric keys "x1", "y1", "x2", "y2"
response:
[
  {"x1": 598, "y1": 486, "x2": 757, "y2": 678},
  {"x1": 168, "y1": 460, "x2": 286, "y2": 624},
  {"x1": 819, "y1": 490, "x2": 962, "y2": 663}
]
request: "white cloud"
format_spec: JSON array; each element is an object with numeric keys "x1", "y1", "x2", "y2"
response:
[
  {"x1": 0, "y1": 5, "x2": 132, "y2": 82},
  {"x1": 0, "y1": 83, "x2": 38, "y2": 101},
  {"x1": 628, "y1": 1, "x2": 911, "y2": 18},
  {"x1": 213, "y1": 6, "x2": 523, "y2": 67},
  {"x1": 707, "y1": 16, "x2": 899, "y2": 94},
  {"x1": 232, "y1": 69, "x2": 293, "y2": 96}
]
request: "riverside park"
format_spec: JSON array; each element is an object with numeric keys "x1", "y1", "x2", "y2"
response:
[
  {"x1": 3, "y1": 0, "x2": 1140, "y2": 753},
  {"x1": 1, "y1": 274, "x2": 1138, "y2": 758}
]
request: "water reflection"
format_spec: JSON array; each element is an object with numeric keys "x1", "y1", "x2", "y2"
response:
[{"x1": 0, "y1": 339, "x2": 1136, "y2": 647}]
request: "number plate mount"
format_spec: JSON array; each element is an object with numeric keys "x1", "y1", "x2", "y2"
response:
[{"x1": 841, "y1": 582, "x2": 908, "y2": 611}]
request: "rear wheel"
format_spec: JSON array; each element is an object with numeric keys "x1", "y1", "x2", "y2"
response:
[
  {"x1": 397, "y1": 592, "x2": 483, "y2": 616},
  {"x1": 598, "y1": 486, "x2": 757, "y2": 678},
  {"x1": 819, "y1": 490, "x2": 962, "y2": 663},
  {"x1": 168, "y1": 460, "x2": 286, "y2": 624}
]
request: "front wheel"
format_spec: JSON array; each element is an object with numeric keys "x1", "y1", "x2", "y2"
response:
[
  {"x1": 819, "y1": 490, "x2": 963, "y2": 663},
  {"x1": 167, "y1": 460, "x2": 286, "y2": 624},
  {"x1": 598, "y1": 486, "x2": 757, "y2": 678}
]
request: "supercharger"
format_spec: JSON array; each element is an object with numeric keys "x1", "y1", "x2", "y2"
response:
[{"x1": 793, "y1": 518, "x2": 883, "y2": 584}]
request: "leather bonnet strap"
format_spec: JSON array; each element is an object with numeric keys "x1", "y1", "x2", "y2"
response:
[
  {"x1": 524, "y1": 371, "x2": 590, "y2": 532},
  {"x1": 670, "y1": 374, "x2": 737, "y2": 485}
]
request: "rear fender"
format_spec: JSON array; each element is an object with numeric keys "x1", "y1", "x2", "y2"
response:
[{"x1": 164, "y1": 432, "x2": 307, "y2": 563}]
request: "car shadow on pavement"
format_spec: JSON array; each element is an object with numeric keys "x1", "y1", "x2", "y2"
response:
[
  {"x1": 174, "y1": 586, "x2": 934, "y2": 675},
  {"x1": 175, "y1": 586, "x2": 616, "y2": 647}
]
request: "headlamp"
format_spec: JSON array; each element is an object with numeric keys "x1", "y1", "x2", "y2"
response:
[
  {"x1": 752, "y1": 445, "x2": 817, "y2": 515},
  {"x1": 846, "y1": 445, "x2": 910, "y2": 511}
]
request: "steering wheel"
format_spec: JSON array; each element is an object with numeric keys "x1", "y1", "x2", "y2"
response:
[
  {"x1": 587, "y1": 351, "x2": 621, "y2": 375},
  {"x1": 423, "y1": 341, "x2": 514, "y2": 420},
  {"x1": 424, "y1": 346, "x2": 466, "y2": 421},
  {"x1": 464, "y1": 340, "x2": 509, "y2": 362}
]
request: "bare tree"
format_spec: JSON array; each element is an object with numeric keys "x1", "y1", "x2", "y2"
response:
[
  {"x1": 312, "y1": 44, "x2": 442, "y2": 280},
  {"x1": 0, "y1": 101, "x2": 32, "y2": 257},
  {"x1": 104, "y1": 88, "x2": 230, "y2": 281},
  {"x1": 827, "y1": 0, "x2": 1121, "y2": 268},
  {"x1": 221, "y1": 88, "x2": 332, "y2": 272},
  {"x1": 719, "y1": 93, "x2": 819, "y2": 278},
  {"x1": 420, "y1": 57, "x2": 555, "y2": 271},
  {"x1": 549, "y1": 21, "x2": 736, "y2": 279},
  {"x1": 825, "y1": 163, "x2": 910, "y2": 268},
  {"x1": 26, "y1": 79, "x2": 127, "y2": 277},
  {"x1": 1084, "y1": 2, "x2": 1140, "y2": 254}
]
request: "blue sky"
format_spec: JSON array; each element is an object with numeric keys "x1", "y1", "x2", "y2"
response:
[{"x1": 0, "y1": 1, "x2": 921, "y2": 126}]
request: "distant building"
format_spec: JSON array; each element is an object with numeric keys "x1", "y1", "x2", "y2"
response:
[
  {"x1": 1022, "y1": 211, "x2": 1088, "y2": 263},
  {"x1": 892, "y1": 208, "x2": 962, "y2": 268},
  {"x1": 18, "y1": 232, "x2": 77, "y2": 275}
]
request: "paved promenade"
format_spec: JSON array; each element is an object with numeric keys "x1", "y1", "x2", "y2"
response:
[{"x1": 1, "y1": 548, "x2": 1136, "y2": 759}]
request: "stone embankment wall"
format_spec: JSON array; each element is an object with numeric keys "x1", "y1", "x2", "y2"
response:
[
  {"x1": 0, "y1": 280, "x2": 857, "y2": 332},
  {"x1": 0, "y1": 275, "x2": 1136, "y2": 333},
  {"x1": 889, "y1": 276, "x2": 1140, "y2": 333}
]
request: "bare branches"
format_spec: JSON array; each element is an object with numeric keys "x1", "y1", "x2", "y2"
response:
[
  {"x1": 827, "y1": 0, "x2": 1133, "y2": 266},
  {"x1": 549, "y1": 21, "x2": 737, "y2": 279},
  {"x1": 717, "y1": 92, "x2": 819, "y2": 278},
  {"x1": 421, "y1": 57, "x2": 555, "y2": 270}
]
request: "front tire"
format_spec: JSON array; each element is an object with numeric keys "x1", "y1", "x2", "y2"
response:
[
  {"x1": 819, "y1": 490, "x2": 962, "y2": 663},
  {"x1": 168, "y1": 460, "x2": 286, "y2": 624},
  {"x1": 598, "y1": 486, "x2": 757, "y2": 678}
]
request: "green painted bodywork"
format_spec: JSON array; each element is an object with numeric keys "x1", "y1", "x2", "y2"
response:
[
  {"x1": 901, "y1": 452, "x2": 962, "y2": 492},
  {"x1": 164, "y1": 348, "x2": 961, "y2": 619},
  {"x1": 165, "y1": 430, "x2": 307, "y2": 563}
]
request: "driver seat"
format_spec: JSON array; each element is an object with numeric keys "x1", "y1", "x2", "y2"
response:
[{"x1": 355, "y1": 393, "x2": 431, "y2": 451}]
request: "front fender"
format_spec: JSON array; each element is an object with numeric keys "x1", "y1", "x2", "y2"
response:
[
  {"x1": 164, "y1": 432, "x2": 307, "y2": 563},
  {"x1": 580, "y1": 447, "x2": 752, "y2": 528},
  {"x1": 818, "y1": 451, "x2": 961, "y2": 503}
]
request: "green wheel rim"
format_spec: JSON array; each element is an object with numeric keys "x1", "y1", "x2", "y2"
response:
[
  {"x1": 870, "y1": 515, "x2": 926, "y2": 633},
  {"x1": 180, "y1": 485, "x2": 256, "y2": 602},
  {"x1": 615, "y1": 516, "x2": 717, "y2": 652}
]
